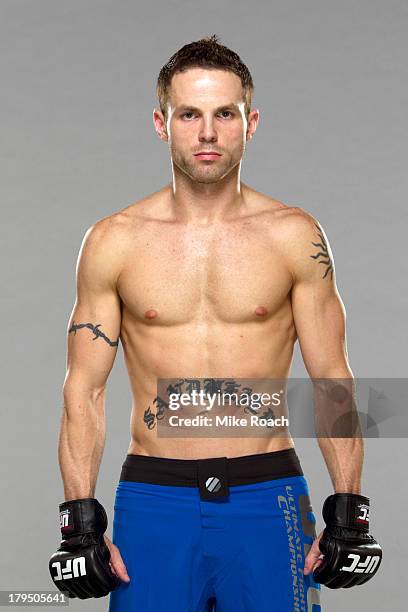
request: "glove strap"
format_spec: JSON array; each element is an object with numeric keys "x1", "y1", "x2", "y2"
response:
[
  {"x1": 59, "y1": 498, "x2": 108, "y2": 539},
  {"x1": 322, "y1": 493, "x2": 370, "y2": 533}
]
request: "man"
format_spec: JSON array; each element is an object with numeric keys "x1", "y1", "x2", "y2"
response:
[{"x1": 49, "y1": 36, "x2": 381, "y2": 610}]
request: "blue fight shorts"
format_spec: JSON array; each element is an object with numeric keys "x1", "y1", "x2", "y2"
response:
[{"x1": 109, "y1": 448, "x2": 321, "y2": 611}]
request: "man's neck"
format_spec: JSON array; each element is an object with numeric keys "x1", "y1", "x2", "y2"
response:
[{"x1": 168, "y1": 166, "x2": 249, "y2": 224}]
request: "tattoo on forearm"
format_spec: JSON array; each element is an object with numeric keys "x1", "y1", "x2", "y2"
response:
[
  {"x1": 68, "y1": 321, "x2": 119, "y2": 347},
  {"x1": 310, "y1": 223, "x2": 333, "y2": 280}
]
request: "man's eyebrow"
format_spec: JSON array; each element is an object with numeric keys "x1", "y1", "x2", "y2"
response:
[{"x1": 176, "y1": 103, "x2": 240, "y2": 113}]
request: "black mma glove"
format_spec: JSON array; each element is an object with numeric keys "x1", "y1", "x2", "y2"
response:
[
  {"x1": 49, "y1": 498, "x2": 121, "y2": 599},
  {"x1": 313, "y1": 493, "x2": 382, "y2": 588}
]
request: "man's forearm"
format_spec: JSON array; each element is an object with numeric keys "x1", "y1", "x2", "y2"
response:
[
  {"x1": 313, "y1": 375, "x2": 364, "y2": 494},
  {"x1": 317, "y1": 436, "x2": 363, "y2": 494},
  {"x1": 58, "y1": 387, "x2": 106, "y2": 500}
]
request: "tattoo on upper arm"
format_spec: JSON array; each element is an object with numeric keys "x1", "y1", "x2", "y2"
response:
[
  {"x1": 68, "y1": 321, "x2": 119, "y2": 347},
  {"x1": 310, "y1": 223, "x2": 333, "y2": 280}
]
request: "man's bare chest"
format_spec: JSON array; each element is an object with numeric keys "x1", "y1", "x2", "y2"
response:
[{"x1": 117, "y1": 222, "x2": 293, "y2": 326}]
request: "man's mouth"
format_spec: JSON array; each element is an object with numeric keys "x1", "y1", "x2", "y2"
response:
[{"x1": 194, "y1": 152, "x2": 222, "y2": 160}]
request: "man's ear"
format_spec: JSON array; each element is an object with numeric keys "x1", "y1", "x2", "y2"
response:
[
  {"x1": 246, "y1": 108, "x2": 259, "y2": 141},
  {"x1": 152, "y1": 108, "x2": 168, "y2": 142}
]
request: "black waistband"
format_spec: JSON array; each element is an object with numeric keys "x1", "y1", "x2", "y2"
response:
[{"x1": 120, "y1": 448, "x2": 303, "y2": 491}]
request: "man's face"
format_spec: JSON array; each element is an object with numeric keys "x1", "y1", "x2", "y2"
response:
[{"x1": 161, "y1": 68, "x2": 255, "y2": 184}]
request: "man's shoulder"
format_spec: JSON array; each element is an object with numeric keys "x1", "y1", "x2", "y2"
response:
[
  {"x1": 119, "y1": 186, "x2": 171, "y2": 220},
  {"x1": 78, "y1": 204, "x2": 141, "y2": 276},
  {"x1": 89, "y1": 186, "x2": 171, "y2": 240},
  {"x1": 247, "y1": 188, "x2": 318, "y2": 235},
  {"x1": 257, "y1": 197, "x2": 333, "y2": 281},
  {"x1": 274, "y1": 204, "x2": 319, "y2": 238}
]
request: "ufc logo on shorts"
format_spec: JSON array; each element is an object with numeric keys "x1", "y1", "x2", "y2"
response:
[
  {"x1": 341, "y1": 553, "x2": 381, "y2": 574},
  {"x1": 51, "y1": 557, "x2": 87, "y2": 581},
  {"x1": 59, "y1": 510, "x2": 70, "y2": 529}
]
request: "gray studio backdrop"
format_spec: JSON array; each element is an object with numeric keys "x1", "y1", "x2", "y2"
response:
[{"x1": 1, "y1": 1, "x2": 407, "y2": 610}]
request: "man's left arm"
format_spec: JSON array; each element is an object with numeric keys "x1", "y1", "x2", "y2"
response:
[
  {"x1": 284, "y1": 211, "x2": 382, "y2": 586},
  {"x1": 289, "y1": 213, "x2": 363, "y2": 495}
]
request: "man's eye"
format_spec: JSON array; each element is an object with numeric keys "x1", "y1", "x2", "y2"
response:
[{"x1": 181, "y1": 111, "x2": 233, "y2": 119}]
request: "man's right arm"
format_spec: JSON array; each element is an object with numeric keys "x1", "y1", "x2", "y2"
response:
[{"x1": 59, "y1": 219, "x2": 122, "y2": 501}]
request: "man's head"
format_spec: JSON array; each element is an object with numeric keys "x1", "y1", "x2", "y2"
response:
[{"x1": 153, "y1": 35, "x2": 259, "y2": 184}]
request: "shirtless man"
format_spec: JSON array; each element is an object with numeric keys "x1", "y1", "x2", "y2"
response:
[{"x1": 49, "y1": 36, "x2": 382, "y2": 610}]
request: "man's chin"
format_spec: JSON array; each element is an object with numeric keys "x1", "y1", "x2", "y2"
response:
[
  {"x1": 193, "y1": 174, "x2": 225, "y2": 184},
  {"x1": 182, "y1": 165, "x2": 231, "y2": 184}
]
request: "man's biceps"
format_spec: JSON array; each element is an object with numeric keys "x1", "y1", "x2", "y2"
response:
[
  {"x1": 67, "y1": 295, "x2": 122, "y2": 346},
  {"x1": 67, "y1": 318, "x2": 120, "y2": 348},
  {"x1": 291, "y1": 282, "x2": 317, "y2": 320},
  {"x1": 292, "y1": 284, "x2": 345, "y2": 332},
  {"x1": 64, "y1": 304, "x2": 121, "y2": 381}
]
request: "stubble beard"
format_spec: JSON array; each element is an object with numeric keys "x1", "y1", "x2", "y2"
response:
[{"x1": 171, "y1": 144, "x2": 245, "y2": 185}]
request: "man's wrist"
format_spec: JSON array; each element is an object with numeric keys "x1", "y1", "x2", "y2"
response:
[
  {"x1": 322, "y1": 493, "x2": 370, "y2": 532},
  {"x1": 59, "y1": 498, "x2": 108, "y2": 538}
]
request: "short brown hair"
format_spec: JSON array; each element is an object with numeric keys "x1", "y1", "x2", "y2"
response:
[{"x1": 156, "y1": 35, "x2": 254, "y2": 120}]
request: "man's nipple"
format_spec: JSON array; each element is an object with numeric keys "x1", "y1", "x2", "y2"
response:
[
  {"x1": 144, "y1": 309, "x2": 158, "y2": 320},
  {"x1": 255, "y1": 306, "x2": 268, "y2": 317}
]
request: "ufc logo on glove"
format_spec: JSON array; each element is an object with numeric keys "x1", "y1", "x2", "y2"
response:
[
  {"x1": 341, "y1": 553, "x2": 382, "y2": 574},
  {"x1": 51, "y1": 557, "x2": 87, "y2": 581}
]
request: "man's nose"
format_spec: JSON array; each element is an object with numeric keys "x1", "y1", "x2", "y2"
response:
[{"x1": 198, "y1": 116, "x2": 218, "y2": 142}]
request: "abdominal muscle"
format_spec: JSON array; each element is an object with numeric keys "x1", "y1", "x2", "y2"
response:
[{"x1": 121, "y1": 312, "x2": 297, "y2": 459}]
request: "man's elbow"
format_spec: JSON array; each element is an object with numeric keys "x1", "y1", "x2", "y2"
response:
[
  {"x1": 315, "y1": 365, "x2": 354, "y2": 380},
  {"x1": 62, "y1": 380, "x2": 107, "y2": 417}
]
